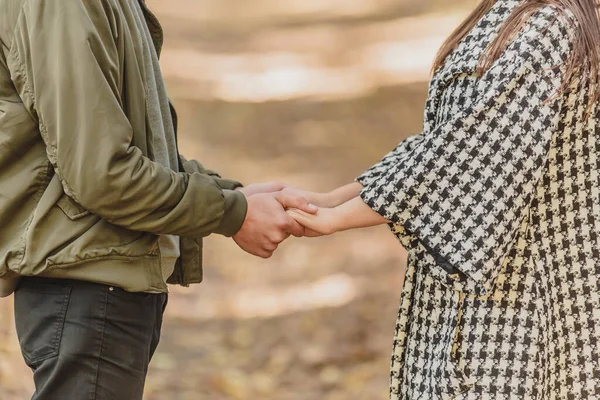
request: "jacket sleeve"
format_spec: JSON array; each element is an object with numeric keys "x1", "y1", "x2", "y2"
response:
[
  {"x1": 8, "y1": 0, "x2": 246, "y2": 238},
  {"x1": 360, "y1": 7, "x2": 573, "y2": 293},
  {"x1": 179, "y1": 155, "x2": 243, "y2": 191}
]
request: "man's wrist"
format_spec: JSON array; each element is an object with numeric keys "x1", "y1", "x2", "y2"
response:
[{"x1": 214, "y1": 190, "x2": 248, "y2": 237}]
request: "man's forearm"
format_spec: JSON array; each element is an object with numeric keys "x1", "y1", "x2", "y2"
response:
[
  {"x1": 179, "y1": 156, "x2": 243, "y2": 190},
  {"x1": 9, "y1": 0, "x2": 247, "y2": 239}
]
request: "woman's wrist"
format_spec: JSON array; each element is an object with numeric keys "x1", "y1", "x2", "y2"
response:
[
  {"x1": 322, "y1": 191, "x2": 344, "y2": 208},
  {"x1": 332, "y1": 197, "x2": 389, "y2": 231},
  {"x1": 325, "y1": 182, "x2": 363, "y2": 208},
  {"x1": 330, "y1": 206, "x2": 348, "y2": 233}
]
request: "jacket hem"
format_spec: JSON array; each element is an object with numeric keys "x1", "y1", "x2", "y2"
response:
[{"x1": 40, "y1": 256, "x2": 167, "y2": 293}]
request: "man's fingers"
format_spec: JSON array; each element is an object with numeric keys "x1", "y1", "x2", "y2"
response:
[
  {"x1": 284, "y1": 211, "x2": 306, "y2": 236},
  {"x1": 238, "y1": 181, "x2": 287, "y2": 197},
  {"x1": 241, "y1": 245, "x2": 273, "y2": 259},
  {"x1": 275, "y1": 192, "x2": 318, "y2": 214},
  {"x1": 264, "y1": 241, "x2": 278, "y2": 252},
  {"x1": 259, "y1": 250, "x2": 274, "y2": 259},
  {"x1": 286, "y1": 218, "x2": 305, "y2": 237},
  {"x1": 304, "y1": 228, "x2": 324, "y2": 238},
  {"x1": 282, "y1": 185, "x2": 301, "y2": 191},
  {"x1": 270, "y1": 231, "x2": 290, "y2": 244},
  {"x1": 265, "y1": 181, "x2": 286, "y2": 193}
]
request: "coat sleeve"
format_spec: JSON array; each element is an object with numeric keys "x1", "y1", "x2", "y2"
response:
[
  {"x1": 360, "y1": 7, "x2": 574, "y2": 293},
  {"x1": 8, "y1": 0, "x2": 247, "y2": 238},
  {"x1": 356, "y1": 134, "x2": 424, "y2": 186}
]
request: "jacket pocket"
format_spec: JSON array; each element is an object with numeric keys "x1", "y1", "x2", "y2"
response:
[
  {"x1": 14, "y1": 279, "x2": 72, "y2": 368},
  {"x1": 56, "y1": 193, "x2": 91, "y2": 220}
]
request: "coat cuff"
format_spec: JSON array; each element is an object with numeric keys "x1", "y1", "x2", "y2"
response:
[
  {"x1": 214, "y1": 189, "x2": 248, "y2": 237},
  {"x1": 0, "y1": 273, "x2": 21, "y2": 298},
  {"x1": 214, "y1": 177, "x2": 244, "y2": 191}
]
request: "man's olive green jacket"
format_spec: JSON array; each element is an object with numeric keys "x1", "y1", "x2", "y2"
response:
[{"x1": 0, "y1": 0, "x2": 248, "y2": 295}]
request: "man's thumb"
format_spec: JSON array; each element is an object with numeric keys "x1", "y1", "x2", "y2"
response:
[{"x1": 276, "y1": 193, "x2": 318, "y2": 214}]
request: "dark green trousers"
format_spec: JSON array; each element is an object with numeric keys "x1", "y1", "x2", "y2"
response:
[{"x1": 14, "y1": 277, "x2": 168, "y2": 400}]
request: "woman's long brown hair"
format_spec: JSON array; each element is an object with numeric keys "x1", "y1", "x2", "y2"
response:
[{"x1": 433, "y1": 0, "x2": 600, "y2": 106}]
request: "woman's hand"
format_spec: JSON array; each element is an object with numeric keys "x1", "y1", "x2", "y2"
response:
[
  {"x1": 287, "y1": 207, "x2": 340, "y2": 236},
  {"x1": 280, "y1": 188, "x2": 335, "y2": 208},
  {"x1": 288, "y1": 197, "x2": 390, "y2": 237},
  {"x1": 281, "y1": 182, "x2": 364, "y2": 208}
]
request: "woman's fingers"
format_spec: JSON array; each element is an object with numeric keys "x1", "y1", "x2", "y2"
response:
[
  {"x1": 287, "y1": 209, "x2": 314, "y2": 227},
  {"x1": 287, "y1": 209, "x2": 329, "y2": 236},
  {"x1": 303, "y1": 228, "x2": 324, "y2": 238}
]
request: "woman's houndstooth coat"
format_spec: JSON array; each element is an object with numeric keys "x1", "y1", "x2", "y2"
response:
[{"x1": 359, "y1": 1, "x2": 600, "y2": 399}]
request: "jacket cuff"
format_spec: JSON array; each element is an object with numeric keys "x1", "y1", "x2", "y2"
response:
[
  {"x1": 214, "y1": 189, "x2": 248, "y2": 237},
  {"x1": 214, "y1": 177, "x2": 244, "y2": 191},
  {"x1": 0, "y1": 273, "x2": 21, "y2": 298}
]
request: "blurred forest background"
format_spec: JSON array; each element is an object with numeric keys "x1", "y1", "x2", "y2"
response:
[{"x1": 0, "y1": 0, "x2": 475, "y2": 399}]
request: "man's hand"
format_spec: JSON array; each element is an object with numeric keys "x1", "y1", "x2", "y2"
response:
[
  {"x1": 279, "y1": 187, "x2": 334, "y2": 208},
  {"x1": 233, "y1": 191, "x2": 317, "y2": 258},
  {"x1": 236, "y1": 182, "x2": 285, "y2": 197},
  {"x1": 280, "y1": 182, "x2": 363, "y2": 208}
]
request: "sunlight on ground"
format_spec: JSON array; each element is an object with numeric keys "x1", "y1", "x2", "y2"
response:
[{"x1": 169, "y1": 274, "x2": 359, "y2": 320}]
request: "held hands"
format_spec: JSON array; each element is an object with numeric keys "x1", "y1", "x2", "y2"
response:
[
  {"x1": 288, "y1": 196, "x2": 391, "y2": 238},
  {"x1": 279, "y1": 182, "x2": 363, "y2": 209},
  {"x1": 233, "y1": 183, "x2": 318, "y2": 258},
  {"x1": 277, "y1": 187, "x2": 338, "y2": 209},
  {"x1": 232, "y1": 182, "x2": 384, "y2": 258},
  {"x1": 283, "y1": 182, "x2": 370, "y2": 236},
  {"x1": 286, "y1": 207, "x2": 340, "y2": 237},
  {"x1": 236, "y1": 182, "x2": 286, "y2": 197}
]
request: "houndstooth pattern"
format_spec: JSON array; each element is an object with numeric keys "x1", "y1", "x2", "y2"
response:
[{"x1": 358, "y1": 2, "x2": 600, "y2": 399}]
